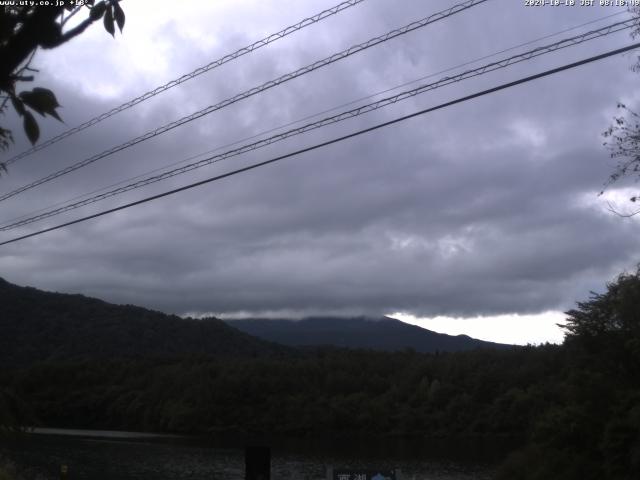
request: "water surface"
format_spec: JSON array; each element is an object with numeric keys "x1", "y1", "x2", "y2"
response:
[{"x1": 1, "y1": 429, "x2": 502, "y2": 479}]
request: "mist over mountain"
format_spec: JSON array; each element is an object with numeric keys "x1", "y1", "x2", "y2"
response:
[{"x1": 1, "y1": 277, "x2": 508, "y2": 367}]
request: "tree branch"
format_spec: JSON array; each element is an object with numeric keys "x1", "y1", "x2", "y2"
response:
[
  {"x1": 60, "y1": 5, "x2": 83, "y2": 27},
  {"x1": 10, "y1": 75, "x2": 34, "y2": 82},
  {"x1": 48, "y1": 16, "x2": 96, "y2": 48},
  {"x1": 606, "y1": 200, "x2": 640, "y2": 218},
  {"x1": 0, "y1": 6, "x2": 63, "y2": 84}
]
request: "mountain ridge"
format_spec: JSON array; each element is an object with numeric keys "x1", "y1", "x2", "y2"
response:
[
  {"x1": 1, "y1": 277, "x2": 510, "y2": 367},
  {"x1": 0, "y1": 277, "x2": 288, "y2": 365},
  {"x1": 225, "y1": 316, "x2": 512, "y2": 352}
]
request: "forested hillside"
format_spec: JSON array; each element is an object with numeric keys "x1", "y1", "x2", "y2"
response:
[
  {"x1": 2, "y1": 270, "x2": 640, "y2": 479},
  {"x1": 0, "y1": 278, "x2": 287, "y2": 365},
  {"x1": 0, "y1": 278, "x2": 504, "y2": 365}
]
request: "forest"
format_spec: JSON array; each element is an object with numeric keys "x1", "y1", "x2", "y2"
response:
[{"x1": 1, "y1": 268, "x2": 640, "y2": 479}]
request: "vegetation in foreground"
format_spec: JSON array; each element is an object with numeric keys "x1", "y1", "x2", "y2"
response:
[
  {"x1": 0, "y1": 457, "x2": 45, "y2": 480},
  {"x1": 1, "y1": 269, "x2": 639, "y2": 479}
]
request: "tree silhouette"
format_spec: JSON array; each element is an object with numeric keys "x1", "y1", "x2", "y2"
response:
[
  {"x1": 601, "y1": 8, "x2": 640, "y2": 215},
  {"x1": 0, "y1": 0, "x2": 125, "y2": 166},
  {"x1": 563, "y1": 266, "x2": 640, "y2": 343}
]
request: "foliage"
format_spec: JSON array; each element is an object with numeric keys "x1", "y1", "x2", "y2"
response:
[
  {"x1": 0, "y1": 0, "x2": 125, "y2": 162},
  {"x1": 0, "y1": 462, "x2": 17, "y2": 480},
  {"x1": 1, "y1": 273, "x2": 640, "y2": 478},
  {"x1": 563, "y1": 266, "x2": 640, "y2": 341},
  {"x1": 496, "y1": 268, "x2": 640, "y2": 480},
  {"x1": 602, "y1": 103, "x2": 640, "y2": 211},
  {"x1": 0, "y1": 388, "x2": 33, "y2": 437},
  {"x1": 5, "y1": 347, "x2": 557, "y2": 438},
  {"x1": 600, "y1": 8, "x2": 640, "y2": 213},
  {"x1": 0, "y1": 457, "x2": 46, "y2": 480}
]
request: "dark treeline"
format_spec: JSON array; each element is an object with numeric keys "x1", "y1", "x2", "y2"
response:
[
  {"x1": 1, "y1": 340, "x2": 638, "y2": 479},
  {"x1": 1, "y1": 270, "x2": 640, "y2": 479},
  {"x1": 4, "y1": 346, "x2": 554, "y2": 437}
]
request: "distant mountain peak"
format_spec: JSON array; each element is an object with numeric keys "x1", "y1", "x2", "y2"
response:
[{"x1": 225, "y1": 316, "x2": 512, "y2": 353}]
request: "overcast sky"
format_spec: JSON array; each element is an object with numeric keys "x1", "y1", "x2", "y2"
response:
[{"x1": 1, "y1": 0, "x2": 640, "y2": 344}]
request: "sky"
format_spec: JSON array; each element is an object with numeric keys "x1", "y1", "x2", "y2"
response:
[{"x1": 1, "y1": 0, "x2": 640, "y2": 345}]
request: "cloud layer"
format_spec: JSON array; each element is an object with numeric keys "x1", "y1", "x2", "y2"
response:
[{"x1": 1, "y1": 0, "x2": 639, "y2": 326}]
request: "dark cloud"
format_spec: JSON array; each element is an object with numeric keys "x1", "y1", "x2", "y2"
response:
[{"x1": 1, "y1": 0, "x2": 639, "y2": 329}]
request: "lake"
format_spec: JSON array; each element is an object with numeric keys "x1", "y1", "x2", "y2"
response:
[{"x1": 0, "y1": 429, "x2": 508, "y2": 479}]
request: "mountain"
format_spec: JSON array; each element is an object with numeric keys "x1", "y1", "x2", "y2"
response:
[
  {"x1": 0, "y1": 277, "x2": 287, "y2": 365},
  {"x1": 0, "y1": 276, "x2": 508, "y2": 367},
  {"x1": 225, "y1": 316, "x2": 511, "y2": 352}
]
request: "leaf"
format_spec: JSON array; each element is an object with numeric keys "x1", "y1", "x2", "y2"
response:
[
  {"x1": 19, "y1": 88, "x2": 62, "y2": 121},
  {"x1": 10, "y1": 96, "x2": 25, "y2": 116},
  {"x1": 89, "y1": 1, "x2": 106, "y2": 21},
  {"x1": 113, "y1": 1, "x2": 125, "y2": 32},
  {"x1": 23, "y1": 111, "x2": 40, "y2": 145},
  {"x1": 103, "y1": 5, "x2": 115, "y2": 37}
]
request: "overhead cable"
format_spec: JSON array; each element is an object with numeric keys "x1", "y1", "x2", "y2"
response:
[
  {"x1": 19, "y1": 8, "x2": 620, "y2": 224},
  {"x1": 0, "y1": 0, "x2": 489, "y2": 203},
  {"x1": 3, "y1": 0, "x2": 367, "y2": 166},
  {"x1": 2, "y1": 41, "x2": 639, "y2": 247},
  {"x1": 1, "y1": 18, "x2": 634, "y2": 231}
]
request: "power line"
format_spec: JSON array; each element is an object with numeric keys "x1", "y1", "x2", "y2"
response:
[
  {"x1": 1, "y1": 18, "x2": 633, "y2": 231},
  {"x1": 30, "y1": 0, "x2": 622, "y2": 229},
  {"x1": 333, "y1": 10, "x2": 628, "y2": 114},
  {"x1": 6, "y1": 8, "x2": 620, "y2": 228},
  {"x1": 0, "y1": 0, "x2": 489, "y2": 203},
  {"x1": 2, "y1": 41, "x2": 638, "y2": 247},
  {"x1": 3, "y1": 0, "x2": 367, "y2": 166}
]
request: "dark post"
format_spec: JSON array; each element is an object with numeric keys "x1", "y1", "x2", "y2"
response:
[{"x1": 245, "y1": 445, "x2": 270, "y2": 480}]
